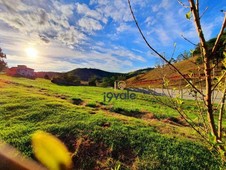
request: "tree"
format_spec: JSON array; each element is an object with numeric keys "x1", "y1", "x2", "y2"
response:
[
  {"x1": 51, "y1": 73, "x2": 81, "y2": 86},
  {"x1": 100, "y1": 76, "x2": 116, "y2": 87},
  {"x1": 128, "y1": 0, "x2": 226, "y2": 161},
  {"x1": 176, "y1": 52, "x2": 188, "y2": 63},
  {"x1": 44, "y1": 74, "x2": 50, "y2": 80},
  {"x1": 0, "y1": 48, "x2": 7, "y2": 71},
  {"x1": 88, "y1": 76, "x2": 98, "y2": 86}
]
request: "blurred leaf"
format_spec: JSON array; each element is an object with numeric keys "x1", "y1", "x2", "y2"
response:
[
  {"x1": 32, "y1": 131, "x2": 72, "y2": 170},
  {"x1": 163, "y1": 77, "x2": 169, "y2": 87},
  {"x1": 186, "y1": 11, "x2": 191, "y2": 20},
  {"x1": 222, "y1": 55, "x2": 226, "y2": 67},
  {"x1": 176, "y1": 98, "x2": 184, "y2": 105},
  {"x1": 190, "y1": 50, "x2": 195, "y2": 55},
  {"x1": 208, "y1": 133, "x2": 217, "y2": 145},
  {"x1": 219, "y1": 150, "x2": 225, "y2": 158}
]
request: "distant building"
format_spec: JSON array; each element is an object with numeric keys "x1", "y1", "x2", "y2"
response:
[{"x1": 6, "y1": 65, "x2": 35, "y2": 79}]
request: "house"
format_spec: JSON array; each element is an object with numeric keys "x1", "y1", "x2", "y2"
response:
[{"x1": 6, "y1": 65, "x2": 36, "y2": 79}]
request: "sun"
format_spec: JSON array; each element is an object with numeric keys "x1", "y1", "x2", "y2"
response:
[{"x1": 25, "y1": 47, "x2": 38, "y2": 58}]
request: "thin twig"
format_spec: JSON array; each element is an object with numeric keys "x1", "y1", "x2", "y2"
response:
[
  {"x1": 150, "y1": 91, "x2": 213, "y2": 147},
  {"x1": 217, "y1": 83, "x2": 226, "y2": 140},
  {"x1": 175, "y1": 107, "x2": 216, "y2": 148},
  {"x1": 181, "y1": 34, "x2": 197, "y2": 46},
  {"x1": 211, "y1": 13, "x2": 226, "y2": 57},
  {"x1": 196, "y1": 99, "x2": 208, "y2": 132},
  {"x1": 177, "y1": 0, "x2": 189, "y2": 8},
  {"x1": 171, "y1": 43, "x2": 177, "y2": 59},
  {"x1": 199, "y1": 7, "x2": 208, "y2": 19},
  {"x1": 212, "y1": 71, "x2": 226, "y2": 92}
]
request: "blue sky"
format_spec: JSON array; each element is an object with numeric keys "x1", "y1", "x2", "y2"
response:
[{"x1": 0, "y1": 0, "x2": 225, "y2": 72}]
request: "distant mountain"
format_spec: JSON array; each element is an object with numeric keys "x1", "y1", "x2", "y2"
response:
[
  {"x1": 50, "y1": 68, "x2": 154, "y2": 86},
  {"x1": 67, "y1": 68, "x2": 124, "y2": 81}
]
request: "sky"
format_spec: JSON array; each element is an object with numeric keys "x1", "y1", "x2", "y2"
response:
[{"x1": 0, "y1": 0, "x2": 225, "y2": 73}]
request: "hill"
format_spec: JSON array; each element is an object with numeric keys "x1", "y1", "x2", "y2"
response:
[
  {"x1": 125, "y1": 67, "x2": 153, "y2": 79},
  {"x1": 126, "y1": 56, "x2": 200, "y2": 87},
  {"x1": 67, "y1": 68, "x2": 123, "y2": 81},
  {"x1": 0, "y1": 75, "x2": 223, "y2": 169},
  {"x1": 126, "y1": 56, "x2": 224, "y2": 88},
  {"x1": 51, "y1": 67, "x2": 153, "y2": 86}
]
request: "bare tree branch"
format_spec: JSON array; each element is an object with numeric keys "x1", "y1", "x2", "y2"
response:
[
  {"x1": 211, "y1": 13, "x2": 226, "y2": 56},
  {"x1": 218, "y1": 86, "x2": 226, "y2": 140},
  {"x1": 171, "y1": 43, "x2": 177, "y2": 59},
  {"x1": 212, "y1": 71, "x2": 226, "y2": 92},
  {"x1": 181, "y1": 34, "x2": 197, "y2": 46},
  {"x1": 149, "y1": 91, "x2": 214, "y2": 147},
  {"x1": 177, "y1": 0, "x2": 190, "y2": 8},
  {"x1": 0, "y1": 141, "x2": 47, "y2": 170},
  {"x1": 189, "y1": 0, "x2": 207, "y2": 53},
  {"x1": 195, "y1": 0, "x2": 199, "y2": 13},
  {"x1": 199, "y1": 7, "x2": 208, "y2": 19},
  {"x1": 128, "y1": 0, "x2": 204, "y2": 97}
]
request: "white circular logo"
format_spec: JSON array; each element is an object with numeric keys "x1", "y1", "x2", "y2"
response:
[{"x1": 117, "y1": 81, "x2": 126, "y2": 90}]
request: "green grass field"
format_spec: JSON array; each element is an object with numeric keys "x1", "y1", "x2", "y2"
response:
[{"x1": 0, "y1": 75, "x2": 224, "y2": 169}]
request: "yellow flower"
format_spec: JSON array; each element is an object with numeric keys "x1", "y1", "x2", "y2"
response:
[{"x1": 32, "y1": 131, "x2": 72, "y2": 170}]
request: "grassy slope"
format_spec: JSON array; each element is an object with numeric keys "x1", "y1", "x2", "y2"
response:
[
  {"x1": 126, "y1": 56, "x2": 223, "y2": 88},
  {"x1": 0, "y1": 75, "x2": 223, "y2": 169},
  {"x1": 126, "y1": 57, "x2": 198, "y2": 87}
]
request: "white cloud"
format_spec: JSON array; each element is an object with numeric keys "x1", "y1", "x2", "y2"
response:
[
  {"x1": 151, "y1": 0, "x2": 171, "y2": 12},
  {"x1": 78, "y1": 17, "x2": 102, "y2": 32},
  {"x1": 57, "y1": 26, "x2": 87, "y2": 46},
  {"x1": 0, "y1": 0, "x2": 86, "y2": 47},
  {"x1": 202, "y1": 15, "x2": 224, "y2": 40},
  {"x1": 90, "y1": 43, "x2": 145, "y2": 62},
  {"x1": 144, "y1": 16, "x2": 156, "y2": 27},
  {"x1": 52, "y1": 1, "x2": 74, "y2": 18},
  {"x1": 75, "y1": 3, "x2": 107, "y2": 24},
  {"x1": 116, "y1": 23, "x2": 132, "y2": 33},
  {"x1": 90, "y1": 0, "x2": 133, "y2": 23},
  {"x1": 0, "y1": 27, "x2": 143, "y2": 72},
  {"x1": 111, "y1": 46, "x2": 145, "y2": 62},
  {"x1": 155, "y1": 27, "x2": 172, "y2": 46}
]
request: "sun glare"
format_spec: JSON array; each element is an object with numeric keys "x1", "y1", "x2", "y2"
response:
[{"x1": 25, "y1": 47, "x2": 38, "y2": 58}]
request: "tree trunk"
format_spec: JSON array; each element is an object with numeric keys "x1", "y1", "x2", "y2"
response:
[
  {"x1": 204, "y1": 55, "x2": 218, "y2": 137},
  {"x1": 188, "y1": 0, "x2": 218, "y2": 137}
]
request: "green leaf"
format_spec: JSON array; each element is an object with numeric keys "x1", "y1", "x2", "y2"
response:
[
  {"x1": 223, "y1": 51, "x2": 226, "y2": 57},
  {"x1": 190, "y1": 50, "x2": 195, "y2": 55},
  {"x1": 186, "y1": 11, "x2": 191, "y2": 20},
  {"x1": 32, "y1": 130, "x2": 73, "y2": 170},
  {"x1": 208, "y1": 133, "x2": 217, "y2": 145},
  {"x1": 176, "y1": 98, "x2": 184, "y2": 105}
]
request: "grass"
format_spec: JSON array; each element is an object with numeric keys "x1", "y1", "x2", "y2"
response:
[{"x1": 0, "y1": 75, "x2": 224, "y2": 169}]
